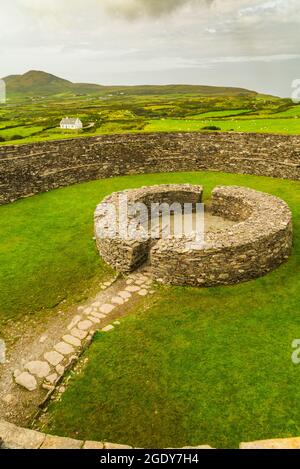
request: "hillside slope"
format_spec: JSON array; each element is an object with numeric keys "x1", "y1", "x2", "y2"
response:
[
  {"x1": 3, "y1": 70, "x2": 104, "y2": 97},
  {"x1": 2, "y1": 70, "x2": 259, "y2": 98}
]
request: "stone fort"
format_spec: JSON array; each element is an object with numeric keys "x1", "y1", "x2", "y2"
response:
[{"x1": 0, "y1": 132, "x2": 299, "y2": 449}]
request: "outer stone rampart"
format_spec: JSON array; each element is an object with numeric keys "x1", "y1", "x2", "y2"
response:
[{"x1": 0, "y1": 132, "x2": 299, "y2": 205}]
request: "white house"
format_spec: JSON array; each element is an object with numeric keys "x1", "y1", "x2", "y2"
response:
[{"x1": 60, "y1": 117, "x2": 83, "y2": 130}]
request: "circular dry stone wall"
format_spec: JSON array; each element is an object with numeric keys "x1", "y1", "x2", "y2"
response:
[
  {"x1": 94, "y1": 184, "x2": 203, "y2": 273},
  {"x1": 1, "y1": 132, "x2": 300, "y2": 205},
  {"x1": 94, "y1": 184, "x2": 293, "y2": 287}
]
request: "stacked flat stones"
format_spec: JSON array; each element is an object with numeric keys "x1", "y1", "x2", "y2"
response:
[
  {"x1": 152, "y1": 185, "x2": 293, "y2": 286},
  {"x1": 94, "y1": 184, "x2": 203, "y2": 273},
  {"x1": 1, "y1": 132, "x2": 300, "y2": 205},
  {"x1": 95, "y1": 184, "x2": 292, "y2": 287},
  {"x1": 2, "y1": 419, "x2": 300, "y2": 449}
]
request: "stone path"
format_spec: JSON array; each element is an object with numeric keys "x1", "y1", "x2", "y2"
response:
[
  {"x1": 0, "y1": 268, "x2": 153, "y2": 426},
  {"x1": 15, "y1": 271, "x2": 153, "y2": 393}
]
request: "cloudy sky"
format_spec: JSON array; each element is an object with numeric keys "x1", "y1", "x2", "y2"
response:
[{"x1": 0, "y1": 0, "x2": 299, "y2": 96}]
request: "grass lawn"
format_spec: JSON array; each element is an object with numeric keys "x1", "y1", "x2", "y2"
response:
[
  {"x1": 144, "y1": 118, "x2": 300, "y2": 134},
  {"x1": 24, "y1": 171, "x2": 300, "y2": 449}
]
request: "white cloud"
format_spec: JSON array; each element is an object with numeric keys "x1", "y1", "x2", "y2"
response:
[
  {"x1": 1, "y1": 0, "x2": 299, "y2": 96},
  {"x1": 20, "y1": 0, "x2": 214, "y2": 19}
]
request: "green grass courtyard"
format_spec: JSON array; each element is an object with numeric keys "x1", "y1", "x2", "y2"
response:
[{"x1": 1, "y1": 171, "x2": 299, "y2": 447}]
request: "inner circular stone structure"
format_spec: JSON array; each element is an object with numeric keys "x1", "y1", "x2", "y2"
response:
[{"x1": 94, "y1": 184, "x2": 293, "y2": 287}]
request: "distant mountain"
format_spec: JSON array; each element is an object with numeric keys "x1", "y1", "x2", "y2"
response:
[
  {"x1": 3, "y1": 70, "x2": 104, "y2": 97},
  {"x1": 2, "y1": 70, "x2": 259, "y2": 98}
]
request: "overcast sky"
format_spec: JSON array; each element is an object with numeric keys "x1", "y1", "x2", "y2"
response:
[{"x1": 1, "y1": 0, "x2": 300, "y2": 96}]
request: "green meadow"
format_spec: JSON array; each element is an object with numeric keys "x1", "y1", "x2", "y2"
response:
[
  {"x1": 1, "y1": 171, "x2": 300, "y2": 448},
  {"x1": 1, "y1": 86, "x2": 299, "y2": 145}
]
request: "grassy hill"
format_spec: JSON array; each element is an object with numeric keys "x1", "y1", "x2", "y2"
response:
[
  {"x1": 2, "y1": 70, "x2": 259, "y2": 99},
  {"x1": 99, "y1": 84, "x2": 259, "y2": 97},
  {"x1": 3, "y1": 70, "x2": 104, "y2": 98}
]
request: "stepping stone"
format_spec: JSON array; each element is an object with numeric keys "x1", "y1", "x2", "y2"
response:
[
  {"x1": 138, "y1": 289, "x2": 148, "y2": 296},
  {"x1": 99, "y1": 304, "x2": 115, "y2": 314},
  {"x1": 44, "y1": 351, "x2": 64, "y2": 367},
  {"x1": 88, "y1": 316, "x2": 100, "y2": 324},
  {"x1": 84, "y1": 307, "x2": 93, "y2": 315},
  {"x1": 67, "y1": 315, "x2": 81, "y2": 331},
  {"x1": 77, "y1": 320, "x2": 93, "y2": 331},
  {"x1": 92, "y1": 301, "x2": 101, "y2": 307},
  {"x1": 56, "y1": 364, "x2": 65, "y2": 376},
  {"x1": 25, "y1": 361, "x2": 51, "y2": 378},
  {"x1": 113, "y1": 321, "x2": 121, "y2": 325},
  {"x1": 54, "y1": 342, "x2": 75, "y2": 355},
  {"x1": 111, "y1": 296, "x2": 124, "y2": 305},
  {"x1": 135, "y1": 278, "x2": 146, "y2": 285},
  {"x1": 118, "y1": 291, "x2": 131, "y2": 299},
  {"x1": 102, "y1": 325, "x2": 114, "y2": 332},
  {"x1": 126, "y1": 285, "x2": 140, "y2": 293},
  {"x1": 91, "y1": 312, "x2": 106, "y2": 319},
  {"x1": 71, "y1": 328, "x2": 88, "y2": 340},
  {"x1": 15, "y1": 372, "x2": 37, "y2": 391},
  {"x1": 46, "y1": 373, "x2": 58, "y2": 385},
  {"x1": 103, "y1": 282, "x2": 112, "y2": 287},
  {"x1": 126, "y1": 279, "x2": 134, "y2": 285},
  {"x1": 63, "y1": 335, "x2": 81, "y2": 347}
]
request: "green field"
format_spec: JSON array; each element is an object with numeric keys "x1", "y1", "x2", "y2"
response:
[
  {"x1": 1, "y1": 84, "x2": 300, "y2": 145},
  {"x1": 144, "y1": 117, "x2": 300, "y2": 134},
  {"x1": 2, "y1": 171, "x2": 299, "y2": 448}
]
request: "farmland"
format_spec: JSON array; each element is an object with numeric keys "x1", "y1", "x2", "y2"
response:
[{"x1": 0, "y1": 77, "x2": 299, "y2": 146}]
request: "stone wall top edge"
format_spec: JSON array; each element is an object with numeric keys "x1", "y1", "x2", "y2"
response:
[
  {"x1": 1, "y1": 131, "x2": 300, "y2": 153},
  {"x1": 2, "y1": 419, "x2": 300, "y2": 449}
]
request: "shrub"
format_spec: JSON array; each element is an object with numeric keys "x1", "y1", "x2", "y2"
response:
[
  {"x1": 201, "y1": 125, "x2": 221, "y2": 131},
  {"x1": 0, "y1": 136, "x2": 6, "y2": 142},
  {"x1": 10, "y1": 135, "x2": 24, "y2": 140}
]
